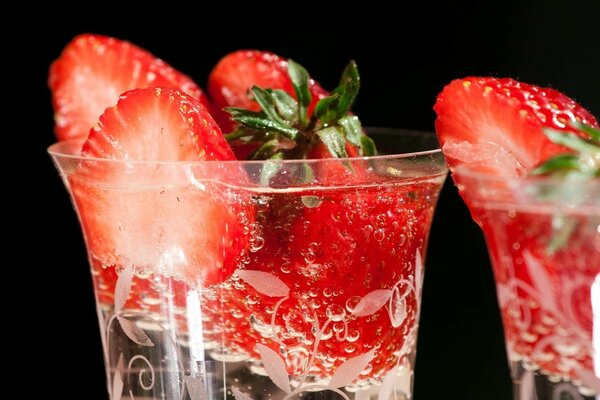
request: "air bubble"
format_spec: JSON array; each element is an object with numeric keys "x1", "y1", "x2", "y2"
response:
[
  {"x1": 304, "y1": 251, "x2": 316, "y2": 264},
  {"x1": 301, "y1": 196, "x2": 322, "y2": 208},
  {"x1": 374, "y1": 228, "x2": 386, "y2": 242},
  {"x1": 346, "y1": 330, "x2": 360, "y2": 342},
  {"x1": 250, "y1": 236, "x2": 265, "y2": 252},
  {"x1": 326, "y1": 304, "x2": 346, "y2": 322},
  {"x1": 333, "y1": 322, "x2": 345, "y2": 333},
  {"x1": 280, "y1": 264, "x2": 291, "y2": 274},
  {"x1": 134, "y1": 265, "x2": 153, "y2": 279},
  {"x1": 346, "y1": 296, "x2": 362, "y2": 312},
  {"x1": 249, "y1": 314, "x2": 274, "y2": 337}
]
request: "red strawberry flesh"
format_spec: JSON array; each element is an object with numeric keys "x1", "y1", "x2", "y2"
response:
[
  {"x1": 72, "y1": 87, "x2": 249, "y2": 286},
  {"x1": 49, "y1": 34, "x2": 209, "y2": 141},
  {"x1": 434, "y1": 77, "x2": 598, "y2": 176},
  {"x1": 208, "y1": 50, "x2": 328, "y2": 133},
  {"x1": 434, "y1": 77, "x2": 599, "y2": 384}
]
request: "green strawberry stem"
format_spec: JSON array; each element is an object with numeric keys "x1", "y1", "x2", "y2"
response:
[
  {"x1": 532, "y1": 122, "x2": 600, "y2": 252},
  {"x1": 224, "y1": 59, "x2": 377, "y2": 185}
]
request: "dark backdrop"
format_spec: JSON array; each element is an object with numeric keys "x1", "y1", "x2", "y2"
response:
[{"x1": 28, "y1": 1, "x2": 599, "y2": 398}]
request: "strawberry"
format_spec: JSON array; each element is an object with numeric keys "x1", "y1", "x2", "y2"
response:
[
  {"x1": 208, "y1": 50, "x2": 328, "y2": 133},
  {"x1": 434, "y1": 78, "x2": 600, "y2": 384},
  {"x1": 71, "y1": 87, "x2": 250, "y2": 286},
  {"x1": 198, "y1": 59, "x2": 444, "y2": 380},
  {"x1": 201, "y1": 179, "x2": 443, "y2": 378},
  {"x1": 219, "y1": 58, "x2": 376, "y2": 184},
  {"x1": 49, "y1": 34, "x2": 210, "y2": 141},
  {"x1": 433, "y1": 77, "x2": 598, "y2": 176}
]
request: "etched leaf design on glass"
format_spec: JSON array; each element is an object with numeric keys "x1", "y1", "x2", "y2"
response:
[
  {"x1": 235, "y1": 269, "x2": 290, "y2": 297},
  {"x1": 519, "y1": 370, "x2": 538, "y2": 400},
  {"x1": 112, "y1": 353, "x2": 124, "y2": 400},
  {"x1": 523, "y1": 251, "x2": 558, "y2": 312},
  {"x1": 495, "y1": 282, "x2": 511, "y2": 304},
  {"x1": 351, "y1": 289, "x2": 392, "y2": 317},
  {"x1": 414, "y1": 250, "x2": 423, "y2": 295},
  {"x1": 117, "y1": 316, "x2": 154, "y2": 347},
  {"x1": 185, "y1": 376, "x2": 209, "y2": 400},
  {"x1": 388, "y1": 288, "x2": 407, "y2": 328},
  {"x1": 256, "y1": 343, "x2": 291, "y2": 393},
  {"x1": 231, "y1": 386, "x2": 254, "y2": 400},
  {"x1": 328, "y1": 349, "x2": 376, "y2": 388},
  {"x1": 578, "y1": 370, "x2": 600, "y2": 393},
  {"x1": 377, "y1": 366, "x2": 397, "y2": 400},
  {"x1": 115, "y1": 264, "x2": 133, "y2": 312}
]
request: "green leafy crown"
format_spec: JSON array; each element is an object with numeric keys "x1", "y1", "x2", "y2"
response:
[
  {"x1": 531, "y1": 122, "x2": 599, "y2": 253},
  {"x1": 224, "y1": 60, "x2": 376, "y2": 161},
  {"x1": 532, "y1": 122, "x2": 600, "y2": 178}
]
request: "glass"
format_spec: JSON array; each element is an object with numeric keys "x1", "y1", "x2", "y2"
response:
[
  {"x1": 49, "y1": 129, "x2": 447, "y2": 400},
  {"x1": 454, "y1": 166, "x2": 600, "y2": 400}
]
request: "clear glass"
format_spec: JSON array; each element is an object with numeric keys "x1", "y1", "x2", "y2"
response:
[
  {"x1": 454, "y1": 166, "x2": 600, "y2": 400},
  {"x1": 49, "y1": 129, "x2": 447, "y2": 400}
]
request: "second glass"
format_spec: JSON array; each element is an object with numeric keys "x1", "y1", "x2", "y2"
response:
[
  {"x1": 49, "y1": 129, "x2": 447, "y2": 400},
  {"x1": 455, "y1": 166, "x2": 600, "y2": 400}
]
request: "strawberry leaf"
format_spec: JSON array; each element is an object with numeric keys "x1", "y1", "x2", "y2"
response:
[
  {"x1": 544, "y1": 129, "x2": 600, "y2": 154},
  {"x1": 339, "y1": 116, "x2": 362, "y2": 148},
  {"x1": 533, "y1": 122, "x2": 600, "y2": 251},
  {"x1": 251, "y1": 86, "x2": 285, "y2": 124},
  {"x1": 531, "y1": 154, "x2": 581, "y2": 175},
  {"x1": 574, "y1": 121, "x2": 600, "y2": 142},
  {"x1": 333, "y1": 61, "x2": 360, "y2": 117},
  {"x1": 287, "y1": 59, "x2": 312, "y2": 128},
  {"x1": 226, "y1": 59, "x2": 377, "y2": 162},
  {"x1": 317, "y1": 127, "x2": 349, "y2": 159},
  {"x1": 301, "y1": 162, "x2": 314, "y2": 183},
  {"x1": 271, "y1": 89, "x2": 298, "y2": 122},
  {"x1": 226, "y1": 108, "x2": 299, "y2": 139},
  {"x1": 250, "y1": 139, "x2": 289, "y2": 160},
  {"x1": 260, "y1": 153, "x2": 284, "y2": 187},
  {"x1": 314, "y1": 94, "x2": 341, "y2": 125},
  {"x1": 360, "y1": 135, "x2": 377, "y2": 157}
]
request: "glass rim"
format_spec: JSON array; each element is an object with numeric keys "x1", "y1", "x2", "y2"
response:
[
  {"x1": 453, "y1": 164, "x2": 600, "y2": 188},
  {"x1": 47, "y1": 127, "x2": 445, "y2": 167}
]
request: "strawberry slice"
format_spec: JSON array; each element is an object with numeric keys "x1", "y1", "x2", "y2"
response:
[
  {"x1": 72, "y1": 87, "x2": 250, "y2": 286},
  {"x1": 49, "y1": 34, "x2": 210, "y2": 141},
  {"x1": 434, "y1": 77, "x2": 598, "y2": 176},
  {"x1": 208, "y1": 50, "x2": 328, "y2": 132}
]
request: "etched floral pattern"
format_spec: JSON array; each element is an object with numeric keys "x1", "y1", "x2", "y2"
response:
[
  {"x1": 100, "y1": 247, "x2": 423, "y2": 400},
  {"x1": 496, "y1": 251, "x2": 599, "y2": 395}
]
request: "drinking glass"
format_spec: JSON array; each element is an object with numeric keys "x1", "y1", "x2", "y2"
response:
[
  {"x1": 454, "y1": 166, "x2": 600, "y2": 400},
  {"x1": 49, "y1": 129, "x2": 447, "y2": 400}
]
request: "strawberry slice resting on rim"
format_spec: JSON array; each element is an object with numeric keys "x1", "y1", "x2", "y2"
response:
[
  {"x1": 434, "y1": 77, "x2": 598, "y2": 177},
  {"x1": 49, "y1": 34, "x2": 210, "y2": 141},
  {"x1": 70, "y1": 87, "x2": 250, "y2": 286}
]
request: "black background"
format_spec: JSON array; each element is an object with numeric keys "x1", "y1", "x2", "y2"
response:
[{"x1": 27, "y1": 1, "x2": 599, "y2": 398}]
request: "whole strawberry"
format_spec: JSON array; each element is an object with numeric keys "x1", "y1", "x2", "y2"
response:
[{"x1": 209, "y1": 50, "x2": 328, "y2": 133}]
